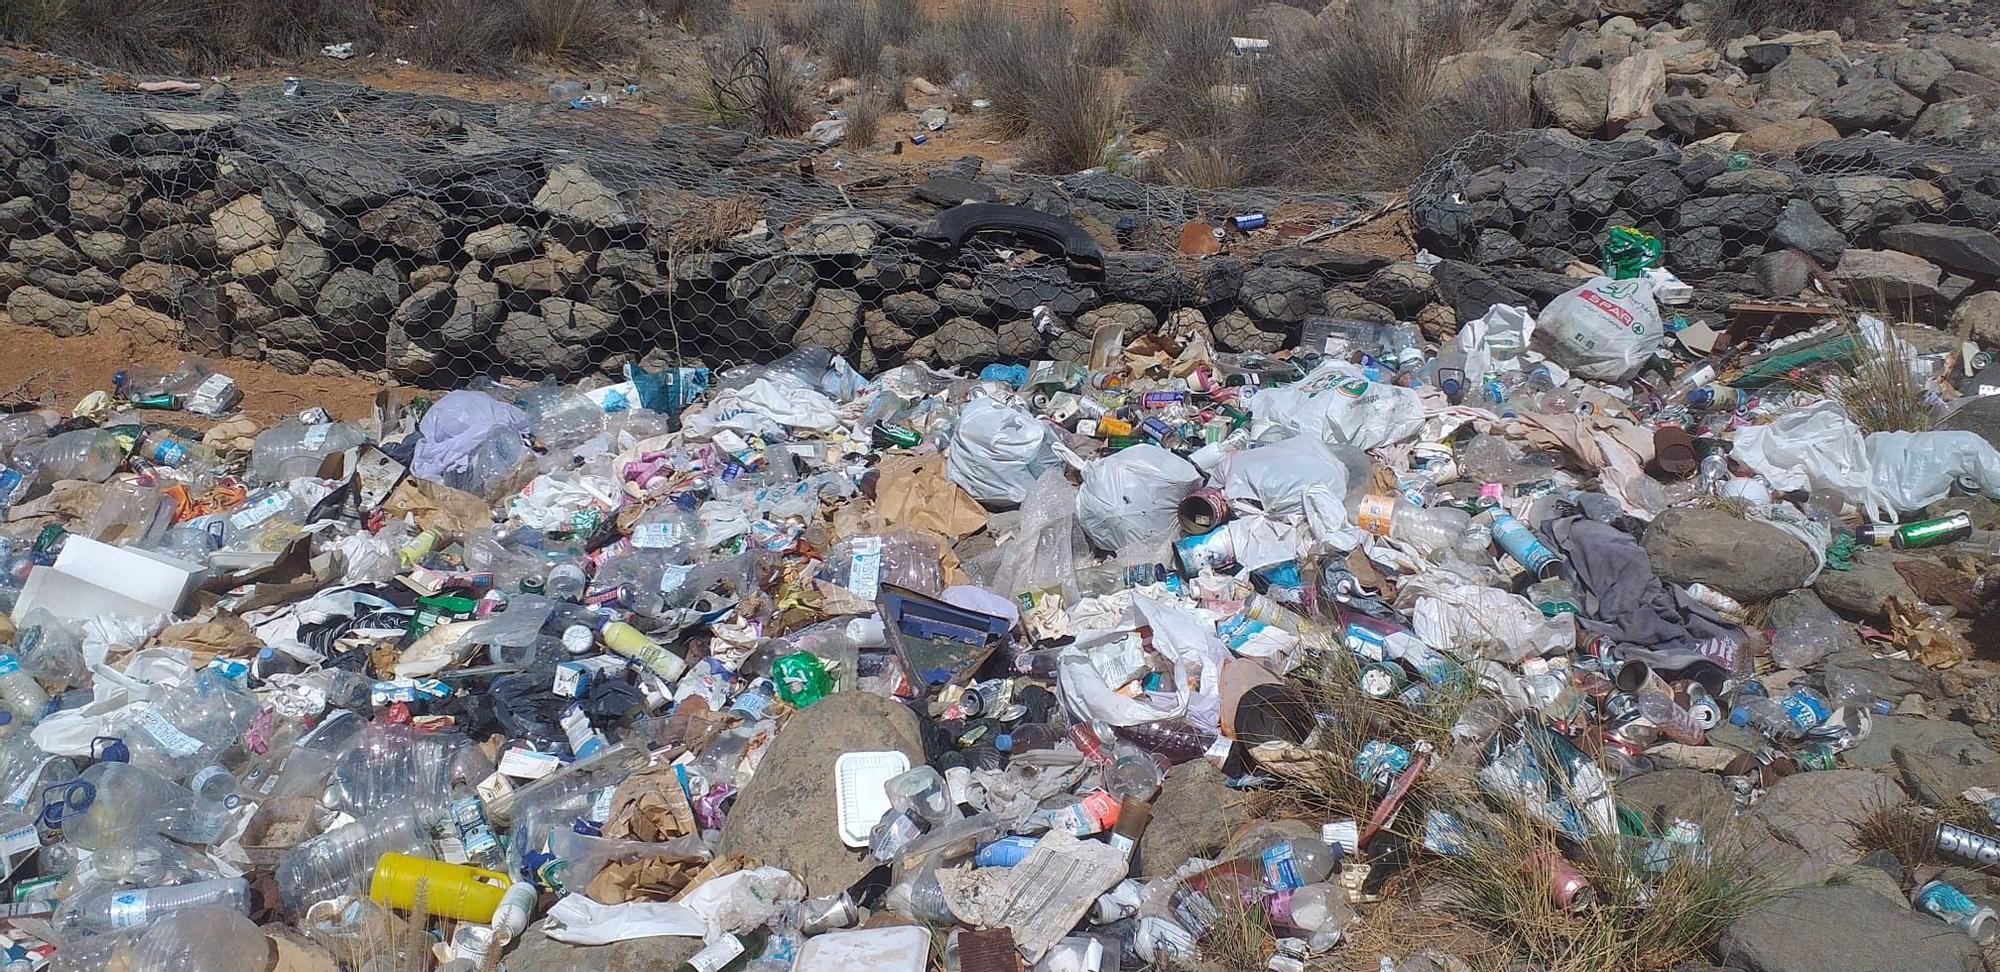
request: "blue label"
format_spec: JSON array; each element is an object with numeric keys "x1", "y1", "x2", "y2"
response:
[{"x1": 1777, "y1": 692, "x2": 1829, "y2": 732}]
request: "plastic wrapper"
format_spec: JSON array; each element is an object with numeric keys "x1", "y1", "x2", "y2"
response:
[{"x1": 1732, "y1": 401, "x2": 1891, "y2": 521}]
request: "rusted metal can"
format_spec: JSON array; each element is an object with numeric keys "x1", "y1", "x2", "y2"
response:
[
  {"x1": 1526, "y1": 851, "x2": 1593, "y2": 911},
  {"x1": 1177, "y1": 487, "x2": 1232, "y2": 534}
]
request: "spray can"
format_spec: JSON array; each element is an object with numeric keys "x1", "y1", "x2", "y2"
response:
[
  {"x1": 1915, "y1": 880, "x2": 1999, "y2": 943},
  {"x1": 1479, "y1": 509, "x2": 1562, "y2": 580}
]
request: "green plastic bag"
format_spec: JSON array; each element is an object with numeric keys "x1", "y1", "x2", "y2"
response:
[
  {"x1": 772, "y1": 651, "x2": 832, "y2": 708},
  {"x1": 1601, "y1": 226, "x2": 1663, "y2": 280}
]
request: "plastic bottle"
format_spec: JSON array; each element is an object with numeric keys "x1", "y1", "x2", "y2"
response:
[
  {"x1": 1105, "y1": 743, "x2": 1166, "y2": 801},
  {"x1": 113, "y1": 670, "x2": 259, "y2": 781},
  {"x1": 1254, "y1": 835, "x2": 1340, "y2": 892},
  {"x1": 0, "y1": 412, "x2": 53, "y2": 459},
  {"x1": 1271, "y1": 881, "x2": 1354, "y2": 941},
  {"x1": 54, "y1": 762, "x2": 229, "y2": 850},
  {"x1": 246, "y1": 418, "x2": 364, "y2": 484},
  {"x1": 528, "y1": 393, "x2": 605, "y2": 450},
  {"x1": 0, "y1": 652, "x2": 48, "y2": 724},
  {"x1": 136, "y1": 429, "x2": 217, "y2": 469},
  {"x1": 597, "y1": 619, "x2": 687, "y2": 682},
  {"x1": 1635, "y1": 689, "x2": 1707, "y2": 745},
  {"x1": 273, "y1": 813, "x2": 430, "y2": 915},
  {"x1": 1521, "y1": 658, "x2": 1582, "y2": 722},
  {"x1": 1730, "y1": 687, "x2": 1832, "y2": 742},
  {"x1": 884, "y1": 766, "x2": 951, "y2": 828},
  {"x1": 1355, "y1": 495, "x2": 1474, "y2": 557},
  {"x1": 56, "y1": 876, "x2": 251, "y2": 933},
  {"x1": 1769, "y1": 613, "x2": 1846, "y2": 670},
  {"x1": 1825, "y1": 668, "x2": 1896, "y2": 715},
  {"x1": 449, "y1": 780, "x2": 506, "y2": 871},
  {"x1": 31, "y1": 428, "x2": 124, "y2": 486}
]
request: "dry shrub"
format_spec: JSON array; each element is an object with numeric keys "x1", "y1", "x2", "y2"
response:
[
  {"x1": 1126, "y1": 0, "x2": 1254, "y2": 136},
  {"x1": 1816, "y1": 312, "x2": 1934, "y2": 434},
  {"x1": 516, "y1": 0, "x2": 634, "y2": 63},
  {"x1": 894, "y1": 25, "x2": 959, "y2": 84},
  {"x1": 405, "y1": 0, "x2": 517, "y2": 72},
  {"x1": 240, "y1": 0, "x2": 380, "y2": 59},
  {"x1": 1706, "y1": 0, "x2": 1894, "y2": 42},
  {"x1": 647, "y1": 0, "x2": 732, "y2": 34},
  {"x1": 803, "y1": 0, "x2": 884, "y2": 78},
  {"x1": 844, "y1": 91, "x2": 882, "y2": 147},
  {"x1": 1434, "y1": 748, "x2": 1792, "y2": 972},
  {"x1": 1244, "y1": 0, "x2": 1528, "y2": 189},
  {"x1": 1, "y1": 0, "x2": 72, "y2": 49},
  {"x1": 874, "y1": 0, "x2": 925, "y2": 44},
  {"x1": 30, "y1": 0, "x2": 201, "y2": 71},
  {"x1": 703, "y1": 20, "x2": 813, "y2": 137},
  {"x1": 957, "y1": 2, "x2": 1120, "y2": 173}
]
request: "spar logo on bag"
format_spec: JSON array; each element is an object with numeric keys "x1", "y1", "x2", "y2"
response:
[{"x1": 1580, "y1": 282, "x2": 1649, "y2": 334}]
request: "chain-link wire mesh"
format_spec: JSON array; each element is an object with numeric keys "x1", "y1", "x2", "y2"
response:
[
  {"x1": 1412, "y1": 128, "x2": 2000, "y2": 319},
  {"x1": 0, "y1": 73, "x2": 1373, "y2": 387}
]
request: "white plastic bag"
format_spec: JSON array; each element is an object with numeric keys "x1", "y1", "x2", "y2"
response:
[
  {"x1": 1865, "y1": 430, "x2": 2000, "y2": 514},
  {"x1": 1218, "y1": 435, "x2": 1369, "y2": 518},
  {"x1": 1732, "y1": 401, "x2": 1892, "y2": 520},
  {"x1": 1403, "y1": 574, "x2": 1574, "y2": 663},
  {"x1": 947, "y1": 397, "x2": 1057, "y2": 508},
  {"x1": 1249, "y1": 362, "x2": 1425, "y2": 450},
  {"x1": 410, "y1": 390, "x2": 529, "y2": 482},
  {"x1": 1075, "y1": 445, "x2": 1202, "y2": 552},
  {"x1": 1530, "y1": 277, "x2": 1663, "y2": 382}
]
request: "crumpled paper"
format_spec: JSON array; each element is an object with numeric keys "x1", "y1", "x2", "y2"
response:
[
  {"x1": 381, "y1": 477, "x2": 493, "y2": 540},
  {"x1": 867, "y1": 454, "x2": 989, "y2": 540}
]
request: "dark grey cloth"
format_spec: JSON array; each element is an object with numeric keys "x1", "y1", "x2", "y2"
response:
[{"x1": 1544, "y1": 515, "x2": 1743, "y2": 676}]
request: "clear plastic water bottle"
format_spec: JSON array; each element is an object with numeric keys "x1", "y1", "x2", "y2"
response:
[
  {"x1": 54, "y1": 762, "x2": 227, "y2": 850},
  {"x1": 112, "y1": 671, "x2": 259, "y2": 782},
  {"x1": 246, "y1": 418, "x2": 364, "y2": 484},
  {"x1": 56, "y1": 876, "x2": 251, "y2": 933},
  {"x1": 30, "y1": 428, "x2": 124, "y2": 486},
  {"x1": 1730, "y1": 687, "x2": 1832, "y2": 742},
  {"x1": 1825, "y1": 668, "x2": 1896, "y2": 715},
  {"x1": 274, "y1": 812, "x2": 430, "y2": 915},
  {"x1": 1255, "y1": 834, "x2": 1340, "y2": 892},
  {"x1": 0, "y1": 652, "x2": 48, "y2": 724}
]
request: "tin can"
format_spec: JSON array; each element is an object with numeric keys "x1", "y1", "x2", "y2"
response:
[
  {"x1": 1936, "y1": 823, "x2": 2000, "y2": 867},
  {"x1": 1888, "y1": 511, "x2": 1973, "y2": 549},
  {"x1": 1357, "y1": 661, "x2": 1408, "y2": 700},
  {"x1": 1230, "y1": 212, "x2": 1268, "y2": 232},
  {"x1": 1483, "y1": 509, "x2": 1562, "y2": 580},
  {"x1": 1174, "y1": 527, "x2": 1236, "y2": 574},
  {"x1": 799, "y1": 892, "x2": 859, "y2": 934},
  {"x1": 1527, "y1": 851, "x2": 1593, "y2": 911},
  {"x1": 299, "y1": 406, "x2": 332, "y2": 425},
  {"x1": 1915, "y1": 880, "x2": 1999, "y2": 943},
  {"x1": 1177, "y1": 487, "x2": 1232, "y2": 534}
]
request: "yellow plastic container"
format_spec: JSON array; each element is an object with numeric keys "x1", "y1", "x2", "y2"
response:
[{"x1": 369, "y1": 852, "x2": 510, "y2": 923}]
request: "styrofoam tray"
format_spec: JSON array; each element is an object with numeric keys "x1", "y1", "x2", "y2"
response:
[{"x1": 832, "y1": 750, "x2": 909, "y2": 848}]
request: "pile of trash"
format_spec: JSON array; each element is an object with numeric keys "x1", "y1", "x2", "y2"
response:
[{"x1": 0, "y1": 245, "x2": 1996, "y2": 972}]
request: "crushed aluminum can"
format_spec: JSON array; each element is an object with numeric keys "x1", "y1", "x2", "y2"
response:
[{"x1": 1936, "y1": 822, "x2": 2000, "y2": 867}]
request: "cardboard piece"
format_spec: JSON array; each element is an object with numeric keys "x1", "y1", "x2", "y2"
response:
[{"x1": 870, "y1": 454, "x2": 989, "y2": 540}]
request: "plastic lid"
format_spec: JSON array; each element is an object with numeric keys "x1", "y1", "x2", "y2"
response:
[{"x1": 1729, "y1": 707, "x2": 1749, "y2": 728}]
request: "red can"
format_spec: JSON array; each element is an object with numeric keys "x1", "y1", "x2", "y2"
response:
[{"x1": 1527, "y1": 851, "x2": 1593, "y2": 911}]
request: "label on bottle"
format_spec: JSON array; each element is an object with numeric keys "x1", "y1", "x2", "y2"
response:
[
  {"x1": 149, "y1": 439, "x2": 188, "y2": 467},
  {"x1": 1260, "y1": 842, "x2": 1306, "y2": 890},
  {"x1": 228, "y1": 492, "x2": 287, "y2": 531},
  {"x1": 302, "y1": 423, "x2": 330, "y2": 449},
  {"x1": 1355, "y1": 494, "x2": 1397, "y2": 538},
  {"x1": 105, "y1": 890, "x2": 153, "y2": 929},
  {"x1": 686, "y1": 934, "x2": 746, "y2": 972},
  {"x1": 437, "y1": 834, "x2": 469, "y2": 865},
  {"x1": 1776, "y1": 692, "x2": 1829, "y2": 733},
  {"x1": 137, "y1": 709, "x2": 203, "y2": 758},
  {"x1": 497, "y1": 748, "x2": 564, "y2": 780},
  {"x1": 0, "y1": 655, "x2": 20, "y2": 677},
  {"x1": 0, "y1": 824, "x2": 37, "y2": 859},
  {"x1": 845, "y1": 535, "x2": 883, "y2": 601},
  {"x1": 629, "y1": 521, "x2": 686, "y2": 549},
  {"x1": 191, "y1": 765, "x2": 230, "y2": 794},
  {"x1": 3, "y1": 757, "x2": 53, "y2": 810}
]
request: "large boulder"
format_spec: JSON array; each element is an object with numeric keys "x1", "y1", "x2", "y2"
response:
[
  {"x1": 795, "y1": 288, "x2": 862, "y2": 351},
  {"x1": 1138, "y1": 759, "x2": 1254, "y2": 878},
  {"x1": 1752, "y1": 769, "x2": 1904, "y2": 881},
  {"x1": 497, "y1": 311, "x2": 583, "y2": 374},
  {"x1": 1642, "y1": 507, "x2": 1820, "y2": 601},
  {"x1": 316, "y1": 266, "x2": 405, "y2": 341},
  {"x1": 1882, "y1": 49, "x2": 1957, "y2": 98},
  {"x1": 1735, "y1": 116, "x2": 1840, "y2": 155},
  {"x1": 65, "y1": 172, "x2": 136, "y2": 229},
  {"x1": 1361, "y1": 263, "x2": 1437, "y2": 314},
  {"x1": 1830, "y1": 248, "x2": 1944, "y2": 302},
  {"x1": 209, "y1": 194, "x2": 282, "y2": 259},
  {"x1": 1760, "y1": 54, "x2": 1842, "y2": 106},
  {"x1": 1910, "y1": 94, "x2": 2000, "y2": 139},
  {"x1": 716, "y1": 692, "x2": 925, "y2": 896},
  {"x1": 730, "y1": 256, "x2": 817, "y2": 342},
  {"x1": 1532, "y1": 67, "x2": 1610, "y2": 136},
  {"x1": 462, "y1": 224, "x2": 537, "y2": 263},
  {"x1": 1878, "y1": 224, "x2": 2000, "y2": 279},
  {"x1": 928, "y1": 317, "x2": 1001, "y2": 366},
  {"x1": 5, "y1": 286, "x2": 90, "y2": 336},
  {"x1": 85, "y1": 294, "x2": 179, "y2": 342},
  {"x1": 1605, "y1": 49, "x2": 1665, "y2": 128},
  {"x1": 1846, "y1": 715, "x2": 2000, "y2": 805},
  {"x1": 533, "y1": 164, "x2": 631, "y2": 228},
  {"x1": 1717, "y1": 885, "x2": 1980, "y2": 972},
  {"x1": 273, "y1": 231, "x2": 333, "y2": 308},
  {"x1": 1770, "y1": 199, "x2": 1848, "y2": 266},
  {"x1": 1240, "y1": 266, "x2": 1325, "y2": 324},
  {"x1": 1814, "y1": 550, "x2": 1920, "y2": 617},
  {"x1": 1918, "y1": 35, "x2": 2000, "y2": 81},
  {"x1": 119, "y1": 261, "x2": 197, "y2": 305},
  {"x1": 358, "y1": 196, "x2": 449, "y2": 258},
  {"x1": 1953, "y1": 290, "x2": 2000, "y2": 347},
  {"x1": 1805, "y1": 79, "x2": 1924, "y2": 134},
  {"x1": 9, "y1": 236, "x2": 83, "y2": 273},
  {"x1": 1653, "y1": 96, "x2": 1760, "y2": 139}
]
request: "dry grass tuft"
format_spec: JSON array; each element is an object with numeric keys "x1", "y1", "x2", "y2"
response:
[
  {"x1": 1706, "y1": 0, "x2": 1895, "y2": 42},
  {"x1": 1814, "y1": 311, "x2": 1935, "y2": 434},
  {"x1": 955, "y1": 1, "x2": 1120, "y2": 173},
  {"x1": 702, "y1": 20, "x2": 814, "y2": 137},
  {"x1": 515, "y1": 0, "x2": 635, "y2": 64}
]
